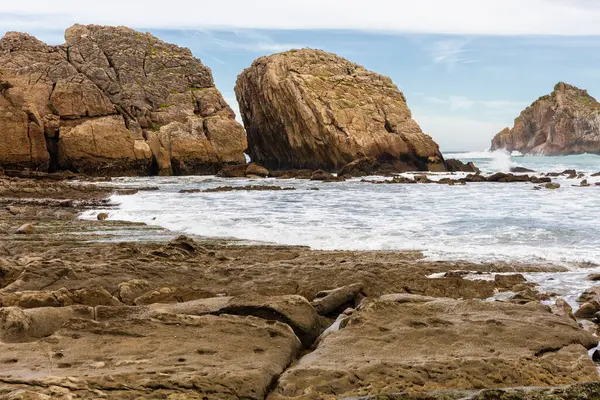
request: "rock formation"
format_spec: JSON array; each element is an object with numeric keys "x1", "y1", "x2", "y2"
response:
[
  {"x1": 491, "y1": 82, "x2": 600, "y2": 155},
  {"x1": 235, "y1": 49, "x2": 445, "y2": 172},
  {"x1": 0, "y1": 25, "x2": 246, "y2": 175}
]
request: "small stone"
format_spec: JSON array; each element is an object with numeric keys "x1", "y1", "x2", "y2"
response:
[
  {"x1": 97, "y1": 213, "x2": 109, "y2": 221},
  {"x1": 580, "y1": 179, "x2": 591, "y2": 187},
  {"x1": 15, "y1": 224, "x2": 35, "y2": 235},
  {"x1": 587, "y1": 274, "x2": 600, "y2": 281},
  {"x1": 545, "y1": 183, "x2": 560, "y2": 190}
]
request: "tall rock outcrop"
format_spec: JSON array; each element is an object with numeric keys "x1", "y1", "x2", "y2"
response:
[
  {"x1": 491, "y1": 82, "x2": 600, "y2": 155},
  {"x1": 235, "y1": 49, "x2": 444, "y2": 172},
  {"x1": 0, "y1": 25, "x2": 246, "y2": 175}
]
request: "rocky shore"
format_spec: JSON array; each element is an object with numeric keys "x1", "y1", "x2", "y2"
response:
[{"x1": 0, "y1": 173, "x2": 599, "y2": 399}]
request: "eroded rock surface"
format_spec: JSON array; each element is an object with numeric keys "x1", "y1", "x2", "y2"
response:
[
  {"x1": 491, "y1": 82, "x2": 600, "y2": 155},
  {"x1": 0, "y1": 25, "x2": 246, "y2": 175},
  {"x1": 235, "y1": 49, "x2": 444, "y2": 172},
  {"x1": 270, "y1": 297, "x2": 598, "y2": 399}
]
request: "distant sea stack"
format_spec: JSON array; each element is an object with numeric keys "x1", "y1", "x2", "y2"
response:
[
  {"x1": 235, "y1": 49, "x2": 446, "y2": 172},
  {"x1": 491, "y1": 82, "x2": 600, "y2": 155},
  {"x1": 0, "y1": 25, "x2": 246, "y2": 176}
]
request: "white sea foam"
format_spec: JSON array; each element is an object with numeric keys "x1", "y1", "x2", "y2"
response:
[{"x1": 81, "y1": 154, "x2": 600, "y2": 268}]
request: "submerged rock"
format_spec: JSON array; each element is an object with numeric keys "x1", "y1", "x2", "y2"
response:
[
  {"x1": 0, "y1": 25, "x2": 246, "y2": 175},
  {"x1": 491, "y1": 82, "x2": 600, "y2": 155},
  {"x1": 235, "y1": 49, "x2": 444, "y2": 172}
]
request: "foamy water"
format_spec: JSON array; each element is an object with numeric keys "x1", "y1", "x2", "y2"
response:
[{"x1": 81, "y1": 152, "x2": 600, "y2": 269}]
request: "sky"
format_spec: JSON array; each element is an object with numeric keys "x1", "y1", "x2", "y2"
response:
[{"x1": 3, "y1": 0, "x2": 600, "y2": 151}]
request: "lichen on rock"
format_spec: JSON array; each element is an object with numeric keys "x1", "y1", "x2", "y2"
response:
[
  {"x1": 491, "y1": 82, "x2": 600, "y2": 155},
  {"x1": 235, "y1": 49, "x2": 444, "y2": 172},
  {"x1": 0, "y1": 25, "x2": 247, "y2": 176}
]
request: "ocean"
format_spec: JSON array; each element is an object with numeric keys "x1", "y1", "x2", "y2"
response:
[{"x1": 82, "y1": 151, "x2": 600, "y2": 266}]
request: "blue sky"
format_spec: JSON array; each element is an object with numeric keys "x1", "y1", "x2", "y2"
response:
[{"x1": 4, "y1": 0, "x2": 600, "y2": 151}]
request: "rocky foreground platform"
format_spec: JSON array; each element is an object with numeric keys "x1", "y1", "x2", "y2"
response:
[{"x1": 0, "y1": 174, "x2": 599, "y2": 399}]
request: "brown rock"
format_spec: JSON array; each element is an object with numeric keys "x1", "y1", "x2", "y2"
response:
[
  {"x1": 338, "y1": 156, "x2": 381, "y2": 177},
  {"x1": 217, "y1": 163, "x2": 247, "y2": 178},
  {"x1": 96, "y1": 212, "x2": 109, "y2": 221},
  {"x1": 152, "y1": 294, "x2": 326, "y2": 347},
  {"x1": 271, "y1": 298, "x2": 598, "y2": 398},
  {"x1": 311, "y1": 283, "x2": 363, "y2": 316},
  {"x1": 246, "y1": 163, "x2": 270, "y2": 177},
  {"x1": 574, "y1": 302, "x2": 599, "y2": 318},
  {"x1": 445, "y1": 159, "x2": 480, "y2": 173},
  {"x1": 491, "y1": 82, "x2": 600, "y2": 155},
  {"x1": 15, "y1": 224, "x2": 34, "y2": 234},
  {"x1": 0, "y1": 26, "x2": 246, "y2": 175},
  {"x1": 0, "y1": 308, "x2": 301, "y2": 398},
  {"x1": 310, "y1": 169, "x2": 335, "y2": 181},
  {"x1": 235, "y1": 49, "x2": 444, "y2": 171}
]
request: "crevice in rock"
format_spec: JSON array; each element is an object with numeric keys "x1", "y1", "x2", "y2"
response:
[
  {"x1": 384, "y1": 118, "x2": 393, "y2": 133},
  {"x1": 534, "y1": 346, "x2": 564, "y2": 357},
  {"x1": 149, "y1": 156, "x2": 160, "y2": 176},
  {"x1": 44, "y1": 134, "x2": 60, "y2": 173}
]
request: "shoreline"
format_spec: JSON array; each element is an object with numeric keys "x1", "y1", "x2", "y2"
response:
[{"x1": 1, "y1": 174, "x2": 600, "y2": 399}]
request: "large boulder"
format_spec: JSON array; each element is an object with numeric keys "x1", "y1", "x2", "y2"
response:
[
  {"x1": 0, "y1": 26, "x2": 246, "y2": 175},
  {"x1": 235, "y1": 49, "x2": 444, "y2": 172},
  {"x1": 491, "y1": 82, "x2": 600, "y2": 155}
]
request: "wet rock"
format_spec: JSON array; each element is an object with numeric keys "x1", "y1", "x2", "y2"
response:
[
  {"x1": 551, "y1": 298, "x2": 576, "y2": 321},
  {"x1": 545, "y1": 182, "x2": 561, "y2": 189},
  {"x1": 462, "y1": 173, "x2": 487, "y2": 183},
  {"x1": 271, "y1": 298, "x2": 598, "y2": 398},
  {"x1": 269, "y1": 169, "x2": 313, "y2": 179},
  {"x1": 217, "y1": 164, "x2": 247, "y2": 178},
  {"x1": 578, "y1": 286, "x2": 600, "y2": 303},
  {"x1": 310, "y1": 170, "x2": 335, "y2": 181},
  {"x1": 445, "y1": 159, "x2": 480, "y2": 173},
  {"x1": 580, "y1": 179, "x2": 591, "y2": 187},
  {"x1": 182, "y1": 185, "x2": 297, "y2": 193},
  {"x1": 510, "y1": 166, "x2": 536, "y2": 173},
  {"x1": 246, "y1": 163, "x2": 270, "y2": 178},
  {"x1": 235, "y1": 49, "x2": 444, "y2": 172},
  {"x1": 575, "y1": 302, "x2": 599, "y2": 318},
  {"x1": 311, "y1": 283, "x2": 363, "y2": 316},
  {"x1": 15, "y1": 224, "x2": 34, "y2": 234},
  {"x1": 338, "y1": 156, "x2": 381, "y2": 178},
  {"x1": 96, "y1": 212, "x2": 109, "y2": 221},
  {"x1": 587, "y1": 274, "x2": 600, "y2": 281},
  {"x1": 494, "y1": 274, "x2": 527, "y2": 288},
  {"x1": 487, "y1": 173, "x2": 532, "y2": 183}
]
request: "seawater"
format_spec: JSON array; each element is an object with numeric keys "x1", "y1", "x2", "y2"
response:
[{"x1": 81, "y1": 151, "x2": 600, "y2": 269}]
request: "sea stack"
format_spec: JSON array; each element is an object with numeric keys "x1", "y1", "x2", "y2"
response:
[
  {"x1": 0, "y1": 25, "x2": 246, "y2": 176},
  {"x1": 491, "y1": 82, "x2": 600, "y2": 155},
  {"x1": 235, "y1": 49, "x2": 445, "y2": 172}
]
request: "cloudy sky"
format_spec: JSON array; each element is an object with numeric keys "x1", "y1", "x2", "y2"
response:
[{"x1": 3, "y1": 0, "x2": 600, "y2": 151}]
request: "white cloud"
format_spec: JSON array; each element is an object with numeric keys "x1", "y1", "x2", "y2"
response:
[
  {"x1": 3, "y1": 0, "x2": 600, "y2": 35},
  {"x1": 414, "y1": 114, "x2": 506, "y2": 151},
  {"x1": 429, "y1": 39, "x2": 475, "y2": 71},
  {"x1": 193, "y1": 30, "x2": 305, "y2": 53},
  {"x1": 419, "y1": 95, "x2": 526, "y2": 114}
]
